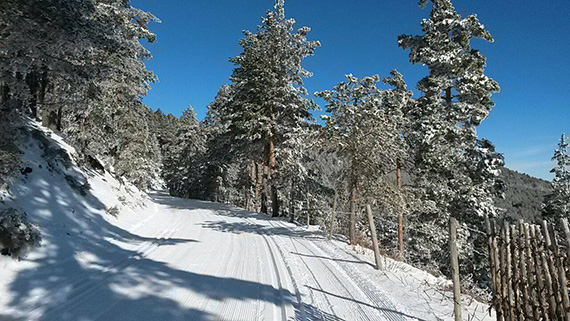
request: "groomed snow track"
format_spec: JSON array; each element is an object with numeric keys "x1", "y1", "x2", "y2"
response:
[{"x1": 2, "y1": 191, "x2": 415, "y2": 321}]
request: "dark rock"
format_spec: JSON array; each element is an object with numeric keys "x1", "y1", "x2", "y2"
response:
[{"x1": 20, "y1": 167, "x2": 33, "y2": 175}]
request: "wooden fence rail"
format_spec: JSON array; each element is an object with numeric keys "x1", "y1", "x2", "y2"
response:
[{"x1": 486, "y1": 217, "x2": 570, "y2": 321}]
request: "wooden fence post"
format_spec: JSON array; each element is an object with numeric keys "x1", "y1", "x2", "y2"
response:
[
  {"x1": 503, "y1": 221, "x2": 515, "y2": 321},
  {"x1": 524, "y1": 223, "x2": 541, "y2": 320},
  {"x1": 398, "y1": 213, "x2": 404, "y2": 259},
  {"x1": 329, "y1": 189, "x2": 338, "y2": 240},
  {"x1": 449, "y1": 217, "x2": 462, "y2": 321},
  {"x1": 499, "y1": 222, "x2": 510, "y2": 321},
  {"x1": 549, "y1": 223, "x2": 570, "y2": 321},
  {"x1": 519, "y1": 220, "x2": 532, "y2": 319},
  {"x1": 494, "y1": 220, "x2": 504, "y2": 321},
  {"x1": 536, "y1": 226, "x2": 558, "y2": 318},
  {"x1": 365, "y1": 204, "x2": 382, "y2": 270},
  {"x1": 543, "y1": 220, "x2": 562, "y2": 316},
  {"x1": 530, "y1": 225, "x2": 550, "y2": 320},
  {"x1": 485, "y1": 216, "x2": 502, "y2": 320},
  {"x1": 561, "y1": 218, "x2": 570, "y2": 258},
  {"x1": 510, "y1": 225, "x2": 521, "y2": 321}
]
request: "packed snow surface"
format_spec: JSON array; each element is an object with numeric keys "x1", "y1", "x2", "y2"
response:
[{"x1": 0, "y1": 125, "x2": 493, "y2": 320}]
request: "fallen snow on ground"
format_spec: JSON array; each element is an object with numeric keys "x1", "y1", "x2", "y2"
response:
[{"x1": 0, "y1": 124, "x2": 494, "y2": 321}]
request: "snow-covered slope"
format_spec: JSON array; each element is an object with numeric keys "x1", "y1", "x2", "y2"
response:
[{"x1": 0, "y1": 124, "x2": 493, "y2": 321}]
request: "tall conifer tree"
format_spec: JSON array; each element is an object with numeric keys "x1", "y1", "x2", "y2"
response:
[
  {"x1": 399, "y1": 0, "x2": 504, "y2": 277},
  {"x1": 228, "y1": 0, "x2": 319, "y2": 216}
]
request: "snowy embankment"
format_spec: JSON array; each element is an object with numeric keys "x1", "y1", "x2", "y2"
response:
[{"x1": 0, "y1": 123, "x2": 493, "y2": 321}]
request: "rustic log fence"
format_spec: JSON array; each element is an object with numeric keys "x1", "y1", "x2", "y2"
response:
[{"x1": 485, "y1": 217, "x2": 570, "y2": 321}]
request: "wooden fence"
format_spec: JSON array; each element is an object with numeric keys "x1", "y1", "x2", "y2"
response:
[{"x1": 485, "y1": 217, "x2": 570, "y2": 321}]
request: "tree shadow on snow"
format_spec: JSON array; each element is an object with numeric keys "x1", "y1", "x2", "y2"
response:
[
  {"x1": 1, "y1": 175, "x2": 294, "y2": 320},
  {"x1": 150, "y1": 191, "x2": 324, "y2": 241}
]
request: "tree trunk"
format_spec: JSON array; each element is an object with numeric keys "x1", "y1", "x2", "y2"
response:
[
  {"x1": 0, "y1": 83, "x2": 9, "y2": 110},
  {"x1": 255, "y1": 162, "x2": 260, "y2": 211},
  {"x1": 349, "y1": 177, "x2": 357, "y2": 245},
  {"x1": 271, "y1": 185, "x2": 279, "y2": 217},
  {"x1": 56, "y1": 106, "x2": 63, "y2": 131},
  {"x1": 269, "y1": 127, "x2": 279, "y2": 217},
  {"x1": 260, "y1": 165, "x2": 268, "y2": 214},
  {"x1": 449, "y1": 217, "x2": 462, "y2": 321},
  {"x1": 26, "y1": 71, "x2": 39, "y2": 119},
  {"x1": 289, "y1": 180, "x2": 295, "y2": 223},
  {"x1": 306, "y1": 191, "x2": 311, "y2": 227},
  {"x1": 329, "y1": 189, "x2": 338, "y2": 240},
  {"x1": 396, "y1": 159, "x2": 404, "y2": 259}
]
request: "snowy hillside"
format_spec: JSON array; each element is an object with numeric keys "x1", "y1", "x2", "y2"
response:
[{"x1": 0, "y1": 124, "x2": 494, "y2": 320}]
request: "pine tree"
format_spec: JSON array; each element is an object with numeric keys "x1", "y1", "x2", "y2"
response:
[
  {"x1": 165, "y1": 106, "x2": 205, "y2": 195},
  {"x1": 227, "y1": 0, "x2": 319, "y2": 216},
  {"x1": 114, "y1": 103, "x2": 162, "y2": 190},
  {"x1": 399, "y1": 0, "x2": 504, "y2": 280},
  {"x1": 1, "y1": 0, "x2": 162, "y2": 189},
  {"x1": 0, "y1": 0, "x2": 157, "y2": 121},
  {"x1": 544, "y1": 134, "x2": 570, "y2": 220},
  {"x1": 151, "y1": 109, "x2": 180, "y2": 176},
  {"x1": 399, "y1": 0, "x2": 501, "y2": 218}
]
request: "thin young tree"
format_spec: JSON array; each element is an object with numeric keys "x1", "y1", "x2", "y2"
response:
[{"x1": 316, "y1": 72, "x2": 410, "y2": 245}]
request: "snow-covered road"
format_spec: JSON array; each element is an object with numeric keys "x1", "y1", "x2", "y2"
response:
[
  {"x1": 91, "y1": 192, "x2": 413, "y2": 321},
  {"x1": 5, "y1": 191, "x2": 412, "y2": 321}
]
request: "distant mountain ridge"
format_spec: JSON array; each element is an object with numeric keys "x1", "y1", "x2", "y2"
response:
[{"x1": 496, "y1": 167, "x2": 552, "y2": 222}]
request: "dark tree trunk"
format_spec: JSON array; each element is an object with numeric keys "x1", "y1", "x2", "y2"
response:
[
  {"x1": 268, "y1": 127, "x2": 279, "y2": 217},
  {"x1": 260, "y1": 164, "x2": 268, "y2": 214},
  {"x1": 25, "y1": 71, "x2": 39, "y2": 119},
  {"x1": 271, "y1": 185, "x2": 279, "y2": 217},
  {"x1": 56, "y1": 106, "x2": 63, "y2": 131},
  {"x1": 289, "y1": 181, "x2": 295, "y2": 223},
  {"x1": 349, "y1": 176, "x2": 357, "y2": 245},
  {"x1": 254, "y1": 162, "x2": 260, "y2": 211},
  {"x1": 0, "y1": 84, "x2": 9, "y2": 111}
]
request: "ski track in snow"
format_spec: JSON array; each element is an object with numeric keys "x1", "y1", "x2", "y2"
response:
[{"x1": 1, "y1": 189, "x2": 420, "y2": 321}]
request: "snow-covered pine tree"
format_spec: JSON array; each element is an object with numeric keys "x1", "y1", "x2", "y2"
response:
[
  {"x1": 399, "y1": 0, "x2": 504, "y2": 280},
  {"x1": 198, "y1": 86, "x2": 238, "y2": 201},
  {"x1": 166, "y1": 106, "x2": 205, "y2": 195},
  {"x1": 1, "y1": 0, "x2": 163, "y2": 189},
  {"x1": 543, "y1": 134, "x2": 570, "y2": 220},
  {"x1": 114, "y1": 102, "x2": 162, "y2": 190},
  {"x1": 277, "y1": 122, "x2": 317, "y2": 221},
  {"x1": 316, "y1": 72, "x2": 411, "y2": 245},
  {"x1": 228, "y1": 0, "x2": 320, "y2": 216},
  {"x1": 151, "y1": 109, "x2": 180, "y2": 177},
  {"x1": 62, "y1": 0, "x2": 159, "y2": 171},
  {"x1": 0, "y1": 0, "x2": 157, "y2": 122},
  {"x1": 0, "y1": 0, "x2": 90, "y2": 117}
]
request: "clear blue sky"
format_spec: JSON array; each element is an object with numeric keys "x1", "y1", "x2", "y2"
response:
[{"x1": 136, "y1": 0, "x2": 569, "y2": 181}]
